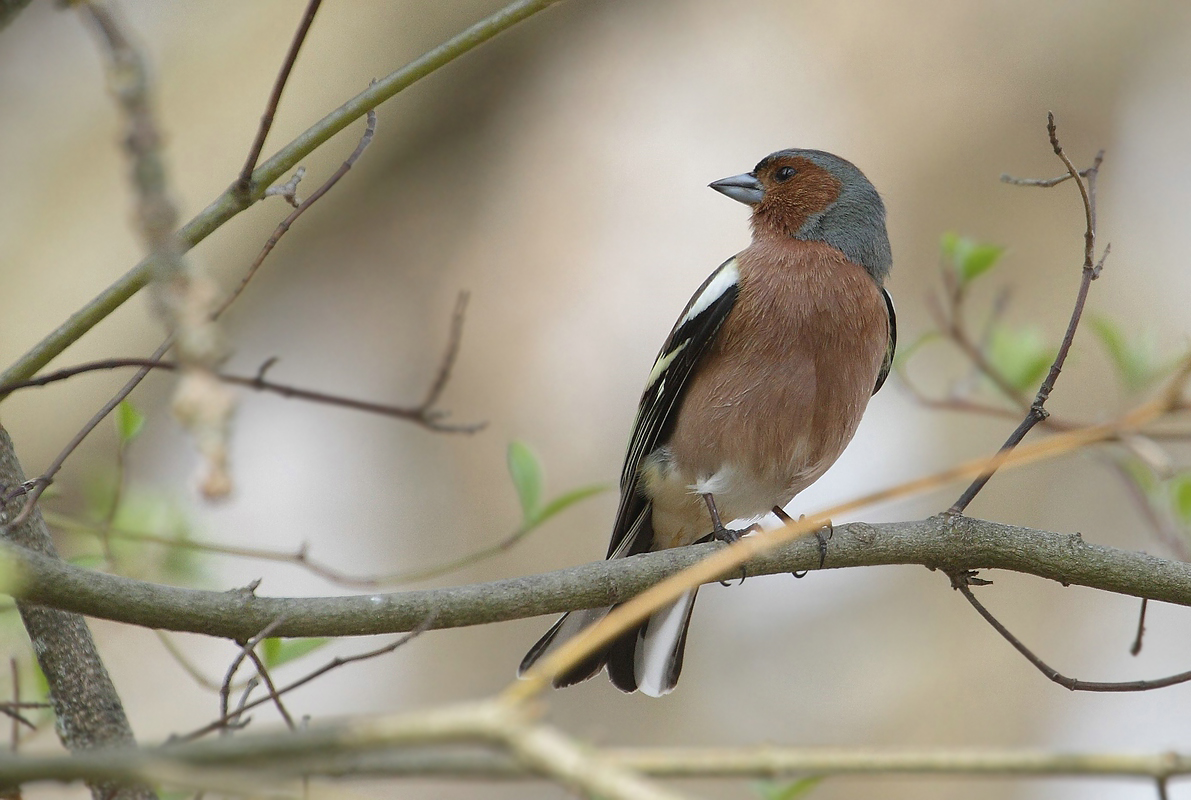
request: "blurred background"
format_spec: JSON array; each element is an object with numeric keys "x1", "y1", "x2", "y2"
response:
[{"x1": 4, "y1": 1, "x2": 1191, "y2": 798}]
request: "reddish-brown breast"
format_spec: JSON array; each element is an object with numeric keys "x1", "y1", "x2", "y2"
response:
[{"x1": 665, "y1": 238, "x2": 889, "y2": 511}]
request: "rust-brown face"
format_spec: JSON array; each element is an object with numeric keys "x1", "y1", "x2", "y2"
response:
[{"x1": 749, "y1": 155, "x2": 842, "y2": 239}]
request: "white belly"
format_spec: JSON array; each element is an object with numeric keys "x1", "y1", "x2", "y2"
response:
[{"x1": 641, "y1": 450, "x2": 815, "y2": 550}]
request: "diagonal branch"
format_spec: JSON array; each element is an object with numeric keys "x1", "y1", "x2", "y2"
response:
[
  {"x1": 0, "y1": 0, "x2": 563, "y2": 391},
  {"x1": 236, "y1": 0, "x2": 324, "y2": 194}
]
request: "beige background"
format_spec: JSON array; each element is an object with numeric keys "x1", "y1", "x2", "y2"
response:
[{"x1": 3, "y1": 1, "x2": 1191, "y2": 798}]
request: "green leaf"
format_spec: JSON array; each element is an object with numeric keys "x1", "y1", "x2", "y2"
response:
[
  {"x1": 260, "y1": 637, "x2": 331, "y2": 669},
  {"x1": 528, "y1": 483, "x2": 612, "y2": 529},
  {"x1": 115, "y1": 400, "x2": 145, "y2": 444},
  {"x1": 941, "y1": 232, "x2": 1004, "y2": 285},
  {"x1": 507, "y1": 441, "x2": 544, "y2": 522},
  {"x1": 1090, "y1": 315, "x2": 1169, "y2": 392},
  {"x1": 988, "y1": 325, "x2": 1055, "y2": 392},
  {"x1": 1171, "y1": 474, "x2": 1191, "y2": 525},
  {"x1": 753, "y1": 776, "x2": 824, "y2": 800}
]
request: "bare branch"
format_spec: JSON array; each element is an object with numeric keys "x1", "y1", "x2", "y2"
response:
[
  {"x1": 236, "y1": 0, "x2": 324, "y2": 194},
  {"x1": 950, "y1": 571, "x2": 1191, "y2": 691},
  {"x1": 242, "y1": 650, "x2": 295, "y2": 732},
  {"x1": 177, "y1": 615, "x2": 434, "y2": 743},
  {"x1": 0, "y1": 349, "x2": 482, "y2": 436},
  {"x1": 218, "y1": 617, "x2": 288, "y2": 729},
  {"x1": 218, "y1": 109, "x2": 378, "y2": 318},
  {"x1": 951, "y1": 115, "x2": 1105, "y2": 513},
  {"x1": 0, "y1": 341, "x2": 169, "y2": 533}
]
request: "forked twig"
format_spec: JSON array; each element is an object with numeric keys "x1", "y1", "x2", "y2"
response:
[
  {"x1": 950, "y1": 572, "x2": 1191, "y2": 692},
  {"x1": 236, "y1": 0, "x2": 324, "y2": 195},
  {"x1": 219, "y1": 108, "x2": 378, "y2": 318},
  {"x1": 178, "y1": 613, "x2": 434, "y2": 743},
  {"x1": 0, "y1": 291, "x2": 481, "y2": 434},
  {"x1": 218, "y1": 616, "x2": 288, "y2": 733},
  {"x1": 950, "y1": 114, "x2": 1106, "y2": 514}
]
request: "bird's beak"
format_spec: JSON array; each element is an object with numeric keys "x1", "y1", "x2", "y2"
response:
[{"x1": 709, "y1": 172, "x2": 764, "y2": 206}]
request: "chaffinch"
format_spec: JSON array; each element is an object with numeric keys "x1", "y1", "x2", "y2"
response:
[{"x1": 519, "y1": 149, "x2": 896, "y2": 696}]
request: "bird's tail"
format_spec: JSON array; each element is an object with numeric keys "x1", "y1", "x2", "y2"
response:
[
  {"x1": 518, "y1": 606, "x2": 612, "y2": 687},
  {"x1": 518, "y1": 590, "x2": 699, "y2": 697},
  {"x1": 608, "y1": 589, "x2": 698, "y2": 697}
]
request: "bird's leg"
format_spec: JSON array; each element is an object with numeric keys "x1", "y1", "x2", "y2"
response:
[
  {"x1": 702, "y1": 493, "x2": 738, "y2": 544},
  {"x1": 702, "y1": 493, "x2": 748, "y2": 585},
  {"x1": 773, "y1": 506, "x2": 832, "y2": 577}
]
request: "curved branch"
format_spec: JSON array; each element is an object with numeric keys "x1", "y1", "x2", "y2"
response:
[{"x1": 6, "y1": 515, "x2": 1191, "y2": 640}]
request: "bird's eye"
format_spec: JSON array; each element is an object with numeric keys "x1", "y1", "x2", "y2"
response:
[{"x1": 774, "y1": 166, "x2": 797, "y2": 182}]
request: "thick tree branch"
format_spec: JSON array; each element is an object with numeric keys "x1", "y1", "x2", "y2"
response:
[
  {"x1": 0, "y1": 427, "x2": 153, "y2": 800},
  {"x1": 4, "y1": 515, "x2": 1191, "y2": 640}
]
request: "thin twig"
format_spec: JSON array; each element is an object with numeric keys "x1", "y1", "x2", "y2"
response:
[
  {"x1": 0, "y1": 704, "x2": 44, "y2": 733},
  {"x1": 236, "y1": 0, "x2": 324, "y2": 195},
  {"x1": 950, "y1": 572, "x2": 1191, "y2": 691},
  {"x1": 1131, "y1": 597, "x2": 1149, "y2": 657},
  {"x1": 1000, "y1": 167, "x2": 1096, "y2": 187},
  {"x1": 218, "y1": 617, "x2": 288, "y2": 732},
  {"x1": 950, "y1": 115, "x2": 1105, "y2": 514},
  {"x1": 178, "y1": 615, "x2": 434, "y2": 743},
  {"x1": 218, "y1": 109, "x2": 377, "y2": 319},
  {"x1": 0, "y1": 353, "x2": 481, "y2": 435},
  {"x1": 243, "y1": 650, "x2": 295, "y2": 731},
  {"x1": 421, "y1": 291, "x2": 469, "y2": 411},
  {"x1": 0, "y1": 340, "x2": 170, "y2": 533}
]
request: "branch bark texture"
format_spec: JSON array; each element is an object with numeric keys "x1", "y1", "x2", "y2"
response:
[
  {"x1": 7, "y1": 514, "x2": 1190, "y2": 640},
  {"x1": 0, "y1": 427, "x2": 153, "y2": 800}
]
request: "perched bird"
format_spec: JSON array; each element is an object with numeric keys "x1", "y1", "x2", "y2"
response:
[{"x1": 519, "y1": 149, "x2": 896, "y2": 696}]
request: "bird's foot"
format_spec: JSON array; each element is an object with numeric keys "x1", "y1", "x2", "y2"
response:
[
  {"x1": 700, "y1": 493, "x2": 752, "y2": 585},
  {"x1": 773, "y1": 507, "x2": 832, "y2": 578}
]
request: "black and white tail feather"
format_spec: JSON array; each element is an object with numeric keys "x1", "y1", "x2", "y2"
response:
[
  {"x1": 519, "y1": 257, "x2": 741, "y2": 696},
  {"x1": 518, "y1": 256, "x2": 898, "y2": 694}
]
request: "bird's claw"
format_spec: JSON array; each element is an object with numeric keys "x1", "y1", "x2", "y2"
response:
[{"x1": 781, "y1": 510, "x2": 832, "y2": 578}]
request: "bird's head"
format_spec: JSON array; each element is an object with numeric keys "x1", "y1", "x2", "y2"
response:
[{"x1": 710, "y1": 149, "x2": 892, "y2": 284}]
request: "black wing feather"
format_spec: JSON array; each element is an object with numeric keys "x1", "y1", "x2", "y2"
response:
[
  {"x1": 873, "y1": 287, "x2": 896, "y2": 395},
  {"x1": 605, "y1": 257, "x2": 740, "y2": 559}
]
